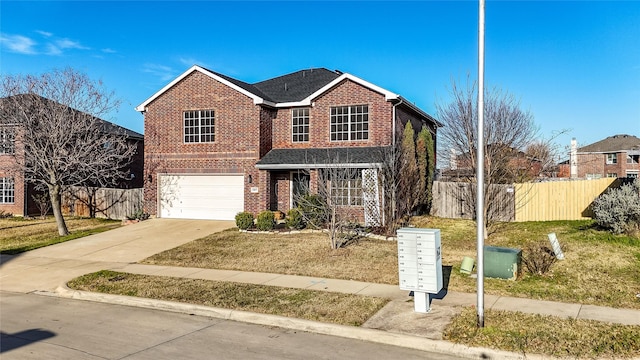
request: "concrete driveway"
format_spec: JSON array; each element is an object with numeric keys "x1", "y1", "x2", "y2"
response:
[{"x1": 0, "y1": 219, "x2": 234, "y2": 293}]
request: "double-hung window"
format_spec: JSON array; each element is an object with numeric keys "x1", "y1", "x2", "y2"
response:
[
  {"x1": 330, "y1": 169, "x2": 363, "y2": 206},
  {"x1": 606, "y1": 153, "x2": 617, "y2": 164},
  {"x1": 0, "y1": 128, "x2": 15, "y2": 154},
  {"x1": 330, "y1": 105, "x2": 368, "y2": 141},
  {"x1": 0, "y1": 178, "x2": 14, "y2": 204},
  {"x1": 292, "y1": 108, "x2": 309, "y2": 142},
  {"x1": 184, "y1": 110, "x2": 215, "y2": 143}
]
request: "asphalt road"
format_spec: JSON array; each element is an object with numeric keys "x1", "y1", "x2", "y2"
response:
[{"x1": 0, "y1": 292, "x2": 460, "y2": 360}]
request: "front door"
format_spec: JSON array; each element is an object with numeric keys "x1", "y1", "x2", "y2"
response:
[{"x1": 291, "y1": 171, "x2": 310, "y2": 208}]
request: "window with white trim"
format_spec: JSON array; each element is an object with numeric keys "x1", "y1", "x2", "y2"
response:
[
  {"x1": 627, "y1": 154, "x2": 639, "y2": 164},
  {"x1": 0, "y1": 177, "x2": 14, "y2": 203},
  {"x1": 607, "y1": 173, "x2": 618, "y2": 178},
  {"x1": 330, "y1": 105, "x2": 368, "y2": 141},
  {"x1": 606, "y1": 153, "x2": 617, "y2": 164},
  {"x1": 330, "y1": 169, "x2": 363, "y2": 206},
  {"x1": 0, "y1": 128, "x2": 15, "y2": 154},
  {"x1": 184, "y1": 110, "x2": 215, "y2": 143},
  {"x1": 292, "y1": 108, "x2": 309, "y2": 142}
]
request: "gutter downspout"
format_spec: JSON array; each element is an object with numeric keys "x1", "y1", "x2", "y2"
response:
[{"x1": 392, "y1": 98, "x2": 403, "y2": 148}]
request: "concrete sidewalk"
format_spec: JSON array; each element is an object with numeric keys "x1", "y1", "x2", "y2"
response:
[{"x1": 2, "y1": 218, "x2": 640, "y2": 358}]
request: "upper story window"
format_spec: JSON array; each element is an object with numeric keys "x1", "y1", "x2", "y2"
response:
[
  {"x1": 627, "y1": 154, "x2": 639, "y2": 164},
  {"x1": 292, "y1": 108, "x2": 309, "y2": 142},
  {"x1": 330, "y1": 105, "x2": 369, "y2": 141},
  {"x1": 0, "y1": 177, "x2": 14, "y2": 204},
  {"x1": 606, "y1": 153, "x2": 617, "y2": 164},
  {"x1": 184, "y1": 110, "x2": 215, "y2": 143},
  {"x1": 0, "y1": 128, "x2": 15, "y2": 154}
]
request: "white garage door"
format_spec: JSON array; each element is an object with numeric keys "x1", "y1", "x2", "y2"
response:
[{"x1": 159, "y1": 175, "x2": 244, "y2": 220}]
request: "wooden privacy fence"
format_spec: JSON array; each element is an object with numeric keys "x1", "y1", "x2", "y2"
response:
[
  {"x1": 431, "y1": 178, "x2": 617, "y2": 222},
  {"x1": 62, "y1": 186, "x2": 143, "y2": 220},
  {"x1": 431, "y1": 181, "x2": 514, "y2": 221},
  {"x1": 514, "y1": 178, "x2": 616, "y2": 222}
]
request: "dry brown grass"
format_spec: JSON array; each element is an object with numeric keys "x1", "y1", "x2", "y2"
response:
[
  {"x1": 68, "y1": 270, "x2": 388, "y2": 326},
  {"x1": 144, "y1": 217, "x2": 640, "y2": 309},
  {"x1": 445, "y1": 307, "x2": 640, "y2": 359},
  {"x1": 0, "y1": 217, "x2": 121, "y2": 254},
  {"x1": 143, "y1": 229, "x2": 399, "y2": 284}
]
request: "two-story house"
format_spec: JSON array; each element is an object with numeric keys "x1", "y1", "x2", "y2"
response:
[
  {"x1": 569, "y1": 134, "x2": 640, "y2": 179},
  {"x1": 0, "y1": 95, "x2": 144, "y2": 217},
  {"x1": 136, "y1": 66, "x2": 440, "y2": 223}
]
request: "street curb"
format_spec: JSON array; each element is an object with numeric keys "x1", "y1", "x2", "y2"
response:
[{"x1": 36, "y1": 285, "x2": 558, "y2": 360}]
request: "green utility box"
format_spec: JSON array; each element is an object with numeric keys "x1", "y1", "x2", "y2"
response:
[{"x1": 484, "y1": 246, "x2": 522, "y2": 280}]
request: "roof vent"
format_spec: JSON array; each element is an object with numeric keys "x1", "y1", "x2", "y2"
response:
[{"x1": 335, "y1": 69, "x2": 343, "y2": 75}]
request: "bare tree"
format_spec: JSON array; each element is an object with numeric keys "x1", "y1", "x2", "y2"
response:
[
  {"x1": 294, "y1": 164, "x2": 363, "y2": 250},
  {"x1": 436, "y1": 79, "x2": 541, "y2": 232},
  {"x1": 1, "y1": 68, "x2": 137, "y2": 235}
]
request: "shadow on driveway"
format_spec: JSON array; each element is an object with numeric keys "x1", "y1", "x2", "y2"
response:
[{"x1": 1, "y1": 329, "x2": 56, "y2": 353}]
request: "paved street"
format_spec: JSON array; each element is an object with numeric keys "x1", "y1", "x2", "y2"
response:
[{"x1": 0, "y1": 292, "x2": 460, "y2": 360}]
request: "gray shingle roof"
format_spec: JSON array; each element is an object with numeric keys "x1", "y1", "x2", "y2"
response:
[
  {"x1": 202, "y1": 67, "x2": 341, "y2": 103},
  {"x1": 255, "y1": 146, "x2": 390, "y2": 169},
  {"x1": 578, "y1": 134, "x2": 640, "y2": 153},
  {"x1": 253, "y1": 68, "x2": 341, "y2": 103}
]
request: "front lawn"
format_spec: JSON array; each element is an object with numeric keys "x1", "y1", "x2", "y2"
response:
[
  {"x1": 0, "y1": 217, "x2": 121, "y2": 254},
  {"x1": 143, "y1": 216, "x2": 640, "y2": 309}
]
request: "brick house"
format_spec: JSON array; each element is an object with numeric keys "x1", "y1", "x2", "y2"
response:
[
  {"x1": 136, "y1": 66, "x2": 440, "y2": 223},
  {"x1": 0, "y1": 95, "x2": 144, "y2": 217},
  {"x1": 566, "y1": 134, "x2": 640, "y2": 179}
]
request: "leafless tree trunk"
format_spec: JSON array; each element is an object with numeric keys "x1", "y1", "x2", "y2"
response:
[{"x1": 1, "y1": 68, "x2": 136, "y2": 235}]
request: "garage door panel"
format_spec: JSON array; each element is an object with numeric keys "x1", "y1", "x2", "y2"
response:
[{"x1": 159, "y1": 175, "x2": 244, "y2": 220}]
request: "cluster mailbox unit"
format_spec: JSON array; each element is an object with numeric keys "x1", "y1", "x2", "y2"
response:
[{"x1": 397, "y1": 228, "x2": 443, "y2": 313}]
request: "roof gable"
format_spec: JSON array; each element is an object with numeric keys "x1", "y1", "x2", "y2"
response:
[
  {"x1": 578, "y1": 134, "x2": 640, "y2": 153},
  {"x1": 136, "y1": 66, "x2": 404, "y2": 111}
]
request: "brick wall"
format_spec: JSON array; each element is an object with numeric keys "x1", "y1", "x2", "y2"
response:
[
  {"x1": 271, "y1": 79, "x2": 394, "y2": 149},
  {"x1": 142, "y1": 71, "x2": 266, "y2": 216}
]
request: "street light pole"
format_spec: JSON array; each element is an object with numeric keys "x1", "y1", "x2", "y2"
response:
[{"x1": 476, "y1": 0, "x2": 486, "y2": 328}]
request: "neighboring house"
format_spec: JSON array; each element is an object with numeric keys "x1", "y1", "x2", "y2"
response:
[
  {"x1": 441, "y1": 144, "x2": 544, "y2": 182},
  {"x1": 0, "y1": 95, "x2": 144, "y2": 217},
  {"x1": 136, "y1": 65, "x2": 440, "y2": 223},
  {"x1": 563, "y1": 134, "x2": 640, "y2": 179}
]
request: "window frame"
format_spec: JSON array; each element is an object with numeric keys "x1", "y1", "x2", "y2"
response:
[
  {"x1": 330, "y1": 169, "x2": 363, "y2": 206},
  {"x1": 0, "y1": 127, "x2": 15, "y2": 155},
  {"x1": 330, "y1": 105, "x2": 369, "y2": 142},
  {"x1": 0, "y1": 177, "x2": 15, "y2": 204},
  {"x1": 627, "y1": 154, "x2": 639, "y2": 164},
  {"x1": 605, "y1": 153, "x2": 617, "y2": 164},
  {"x1": 183, "y1": 109, "x2": 215, "y2": 144},
  {"x1": 291, "y1": 108, "x2": 310, "y2": 143}
]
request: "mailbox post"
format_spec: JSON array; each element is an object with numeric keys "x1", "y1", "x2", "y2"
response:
[{"x1": 397, "y1": 228, "x2": 443, "y2": 313}]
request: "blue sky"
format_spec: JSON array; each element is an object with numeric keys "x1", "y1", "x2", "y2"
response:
[{"x1": 1, "y1": 1, "x2": 639, "y2": 160}]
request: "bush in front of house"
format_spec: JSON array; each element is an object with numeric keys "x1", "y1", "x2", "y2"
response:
[
  {"x1": 235, "y1": 211, "x2": 254, "y2": 230},
  {"x1": 592, "y1": 178, "x2": 640, "y2": 235},
  {"x1": 286, "y1": 208, "x2": 305, "y2": 230},
  {"x1": 256, "y1": 210, "x2": 275, "y2": 231}
]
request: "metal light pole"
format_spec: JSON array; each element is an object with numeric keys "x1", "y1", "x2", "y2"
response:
[{"x1": 476, "y1": 0, "x2": 486, "y2": 328}]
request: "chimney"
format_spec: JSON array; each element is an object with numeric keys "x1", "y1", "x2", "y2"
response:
[
  {"x1": 450, "y1": 148, "x2": 457, "y2": 170},
  {"x1": 570, "y1": 138, "x2": 578, "y2": 179}
]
